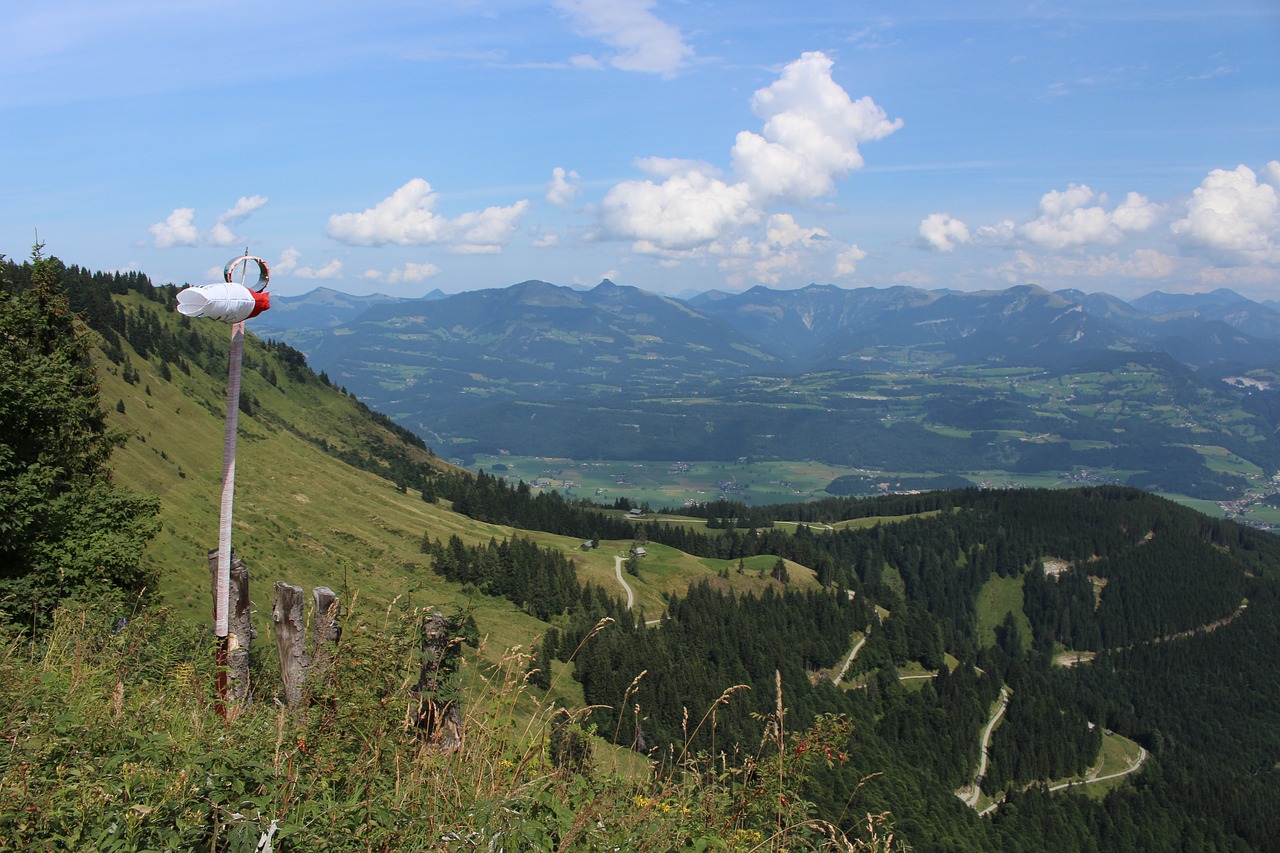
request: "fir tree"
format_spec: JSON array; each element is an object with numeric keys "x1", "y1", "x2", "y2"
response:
[{"x1": 0, "y1": 245, "x2": 159, "y2": 627}]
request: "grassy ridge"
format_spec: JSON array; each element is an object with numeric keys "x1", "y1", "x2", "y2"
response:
[
  {"x1": 97, "y1": 295, "x2": 545, "y2": 653},
  {"x1": 95, "y1": 292, "x2": 808, "y2": 654}
]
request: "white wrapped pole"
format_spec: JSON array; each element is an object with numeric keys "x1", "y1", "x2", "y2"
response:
[
  {"x1": 175, "y1": 253, "x2": 271, "y2": 713},
  {"x1": 214, "y1": 321, "x2": 245, "y2": 640},
  {"x1": 177, "y1": 282, "x2": 270, "y2": 323}
]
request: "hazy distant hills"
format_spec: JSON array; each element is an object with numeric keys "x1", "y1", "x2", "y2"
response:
[{"x1": 260, "y1": 279, "x2": 1280, "y2": 493}]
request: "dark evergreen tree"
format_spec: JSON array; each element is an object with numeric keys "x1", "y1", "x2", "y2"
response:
[{"x1": 0, "y1": 246, "x2": 159, "y2": 627}]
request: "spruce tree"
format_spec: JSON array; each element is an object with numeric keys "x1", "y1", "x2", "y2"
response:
[{"x1": 0, "y1": 245, "x2": 158, "y2": 627}]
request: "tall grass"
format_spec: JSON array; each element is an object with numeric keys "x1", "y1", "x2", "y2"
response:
[{"x1": 0, "y1": 601, "x2": 897, "y2": 852}]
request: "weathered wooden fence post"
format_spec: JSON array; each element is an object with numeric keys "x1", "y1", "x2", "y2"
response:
[
  {"x1": 208, "y1": 549, "x2": 253, "y2": 702},
  {"x1": 411, "y1": 610, "x2": 464, "y2": 752},
  {"x1": 310, "y1": 586, "x2": 342, "y2": 685},
  {"x1": 272, "y1": 583, "x2": 307, "y2": 709}
]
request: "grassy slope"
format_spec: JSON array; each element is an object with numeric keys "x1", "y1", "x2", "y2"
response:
[
  {"x1": 98, "y1": 296, "x2": 538, "y2": 652},
  {"x1": 95, "y1": 293, "x2": 796, "y2": 653},
  {"x1": 975, "y1": 574, "x2": 1032, "y2": 650}
]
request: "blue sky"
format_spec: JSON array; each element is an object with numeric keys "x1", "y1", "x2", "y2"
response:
[{"x1": 3, "y1": 1, "x2": 1278, "y2": 300}]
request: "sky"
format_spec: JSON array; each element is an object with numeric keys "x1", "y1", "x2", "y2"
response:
[{"x1": 3, "y1": 1, "x2": 1279, "y2": 301}]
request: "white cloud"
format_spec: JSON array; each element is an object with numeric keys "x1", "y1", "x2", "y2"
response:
[
  {"x1": 835, "y1": 244, "x2": 868, "y2": 277},
  {"x1": 731, "y1": 51, "x2": 902, "y2": 202},
  {"x1": 919, "y1": 213, "x2": 971, "y2": 252},
  {"x1": 956, "y1": 185, "x2": 1159, "y2": 253},
  {"x1": 546, "y1": 166, "x2": 581, "y2": 206},
  {"x1": 554, "y1": 0, "x2": 693, "y2": 76},
  {"x1": 597, "y1": 52, "x2": 896, "y2": 256},
  {"x1": 207, "y1": 194, "x2": 269, "y2": 246},
  {"x1": 975, "y1": 219, "x2": 1017, "y2": 246},
  {"x1": 219, "y1": 195, "x2": 268, "y2": 225},
  {"x1": 275, "y1": 247, "x2": 300, "y2": 273},
  {"x1": 326, "y1": 179, "x2": 451, "y2": 246},
  {"x1": 990, "y1": 249, "x2": 1178, "y2": 284},
  {"x1": 1171, "y1": 162, "x2": 1280, "y2": 264},
  {"x1": 451, "y1": 200, "x2": 530, "y2": 252},
  {"x1": 601, "y1": 169, "x2": 757, "y2": 252},
  {"x1": 295, "y1": 259, "x2": 344, "y2": 279},
  {"x1": 148, "y1": 208, "x2": 198, "y2": 248},
  {"x1": 326, "y1": 179, "x2": 529, "y2": 252},
  {"x1": 1019, "y1": 184, "x2": 1159, "y2": 250},
  {"x1": 361, "y1": 269, "x2": 383, "y2": 280},
  {"x1": 387, "y1": 261, "x2": 440, "y2": 283},
  {"x1": 533, "y1": 232, "x2": 560, "y2": 248},
  {"x1": 712, "y1": 214, "x2": 837, "y2": 286},
  {"x1": 149, "y1": 195, "x2": 268, "y2": 249}
]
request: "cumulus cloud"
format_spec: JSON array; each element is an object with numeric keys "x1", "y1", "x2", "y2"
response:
[
  {"x1": 766, "y1": 213, "x2": 829, "y2": 248},
  {"x1": 148, "y1": 195, "x2": 268, "y2": 248},
  {"x1": 206, "y1": 194, "x2": 270, "y2": 246},
  {"x1": 387, "y1": 261, "x2": 441, "y2": 283},
  {"x1": 601, "y1": 168, "x2": 757, "y2": 252},
  {"x1": 597, "y1": 51, "x2": 898, "y2": 258},
  {"x1": 931, "y1": 183, "x2": 1160, "y2": 255},
  {"x1": 275, "y1": 247, "x2": 301, "y2": 273},
  {"x1": 919, "y1": 213, "x2": 970, "y2": 252},
  {"x1": 1171, "y1": 162, "x2": 1280, "y2": 264},
  {"x1": 295, "y1": 259, "x2": 343, "y2": 279},
  {"x1": 546, "y1": 167, "x2": 581, "y2": 206},
  {"x1": 451, "y1": 200, "x2": 530, "y2": 252},
  {"x1": 711, "y1": 214, "x2": 841, "y2": 286},
  {"x1": 1019, "y1": 184, "x2": 1159, "y2": 250},
  {"x1": 554, "y1": 0, "x2": 693, "y2": 76},
  {"x1": 326, "y1": 179, "x2": 529, "y2": 253},
  {"x1": 148, "y1": 208, "x2": 198, "y2": 248},
  {"x1": 732, "y1": 52, "x2": 902, "y2": 202},
  {"x1": 835, "y1": 244, "x2": 868, "y2": 277}
]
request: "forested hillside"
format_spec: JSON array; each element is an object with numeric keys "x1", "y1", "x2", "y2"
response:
[
  {"x1": 4, "y1": 251, "x2": 1280, "y2": 851},
  {"x1": 440, "y1": 476, "x2": 1280, "y2": 850}
]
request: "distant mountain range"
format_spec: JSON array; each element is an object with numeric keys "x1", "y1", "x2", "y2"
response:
[
  {"x1": 255, "y1": 280, "x2": 1280, "y2": 495},
  {"x1": 262, "y1": 280, "x2": 1280, "y2": 377}
]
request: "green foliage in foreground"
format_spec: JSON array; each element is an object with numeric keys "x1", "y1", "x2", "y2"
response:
[
  {"x1": 0, "y1": 603, "x2": 898, "y2": 852},
  {"x1": 0, "y1": 248, "x2": 159, "y2": 628}
]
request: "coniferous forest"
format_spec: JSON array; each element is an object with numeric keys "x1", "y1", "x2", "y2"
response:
[{"x1": 3, "y1": 250, "x2": 1280, "y2": 850}]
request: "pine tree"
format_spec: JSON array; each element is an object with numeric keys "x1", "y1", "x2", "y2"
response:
[{"x1": 0, "y1": 245, "x2": 159, "y2": 627}]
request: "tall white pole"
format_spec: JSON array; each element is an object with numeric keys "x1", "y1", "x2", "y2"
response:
[{"x1": 214, "y1": 320, "x2": 245, "y2": 639}]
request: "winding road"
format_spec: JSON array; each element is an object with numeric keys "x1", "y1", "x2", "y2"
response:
[
  {"x1": 1048, "y1": 745, "x2": 1149, "y2": 792},
  {"x1": 832, "y1": 628, "x2": 870, "y2": 685},
  {"x1": 959, "y1": 686, "x2": 1010, "y2": 808},
  {"x1": 613, "y1": 555, "x2": 635, "y2": 610}
]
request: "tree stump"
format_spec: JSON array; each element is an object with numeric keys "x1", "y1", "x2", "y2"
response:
[
  {"x1": 273, "y1": 583, "x2": 307, "y2": 709},
  {"x1": 207, "y1": 549, "x2": 254, "y2": 701},
  {"x1": 411, "y1": 610, "x2": 464, "y2": 752},
  {"x1": 310, "y1": 586, "x2": 341, "y2": 685}
]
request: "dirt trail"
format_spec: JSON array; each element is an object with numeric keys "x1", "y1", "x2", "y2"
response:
[
  {"x1": 613, "y1": 555, "x2": 635, "y2": 610},
  {"x1": 832, "y1": 628, "x2": 870, "y2": 685},
  {"x1": 977, "y1": 738, "x2": 1149, "y2": 817},
  {"x1": 958, "y1": 686, "x2": 1010, "y2": 808}
]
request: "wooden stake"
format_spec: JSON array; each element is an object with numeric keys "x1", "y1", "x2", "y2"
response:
[{"x1": 273, "y1": 583, "x2": 307, "y2": 709}]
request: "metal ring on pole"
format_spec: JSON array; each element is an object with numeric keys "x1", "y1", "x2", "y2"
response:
[{"x1": 224, "y1": 255, "x2": 271, "y2": 292}]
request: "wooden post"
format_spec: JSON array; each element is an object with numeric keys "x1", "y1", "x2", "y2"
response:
[
  {"x1": 208, "y1": 549, "x2": 253, "y2": 703},
  {"x1": 411, "y1": 610, "x2": 463, "y2": 752},
  {"x1": 272, "y1": 583, "x2": 307, "y2": 709},
  {"x1": 310, "y1": 586, "x2": 341, "y2": 685}
]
